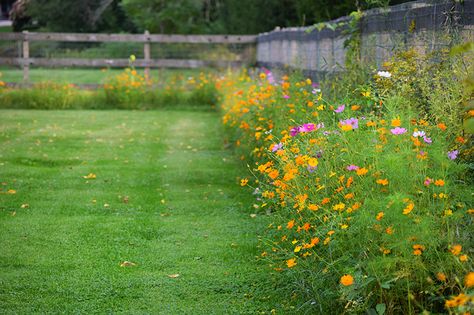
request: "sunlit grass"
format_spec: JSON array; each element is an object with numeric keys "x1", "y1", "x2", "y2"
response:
[{"x1": 0, "y1": 110, "x2": 275, "y2": 313}]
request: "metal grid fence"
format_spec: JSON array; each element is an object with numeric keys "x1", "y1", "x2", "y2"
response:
[{"x1": 257, "y1": 0, "x2": 474, "y2": 78}]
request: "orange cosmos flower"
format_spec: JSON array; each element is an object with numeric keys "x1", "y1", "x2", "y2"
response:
[
  {"x1": 340, "y1": 274, "x2": 354, "y2": 286},
  {"x1": 356, "y1": 168, "x2": 368, "y2": 176},
  {"x1": 376, "y1": 212, "x2": 384, "y2": 221},
  {"x1": 437, "y1": 122, "x2": 447, "y2": 130},
  {"x1": 391, "y1": 118, "x2": 401, "y2": 127},
  {"x1": 450, "y1": 244, "x2": 462, "y2": 256},
  {"x1": 465, "y1": 272, "x2": 474, "y2": 287},
  {"x1": 287, "y1": 220, "x2": 295, "y2": 229},
  {"x1": 286, "y1": 258, "x2": 297, "y2": 268},
  {"x1": 376, "y1": 179, "x2": 389, "y2": 186},
  {"x1": 434, "y1": 179, "x2": 445, "y2": 186},
  {"x1": 268, "y1": 169, "x2": 279, "y2": 179},
  {"x1": 436, "y1": 272, "x2": 447, "y2": 282},
  {"x1": 321, "y1": 197, "x2": 331, "y2": 205},
  {"x1": 445, "y1": 293, "x2": 469, "y2": 308}
]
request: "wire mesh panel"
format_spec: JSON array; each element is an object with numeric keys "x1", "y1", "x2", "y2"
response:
[{"x1": 257, "y1": 0, "x2": 474, "y2": 79}]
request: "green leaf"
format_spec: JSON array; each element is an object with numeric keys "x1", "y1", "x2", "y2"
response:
[{"x1": 376, "y1": 303, "x2": 386, "y2": 315}]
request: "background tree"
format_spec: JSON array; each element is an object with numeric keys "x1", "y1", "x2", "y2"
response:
[{"x1": 13, "y1": 0, "x2": 412, "y2": 34}]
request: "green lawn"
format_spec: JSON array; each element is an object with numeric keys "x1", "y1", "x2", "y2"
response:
[
  {"x1": 0, "y1": 110, "x2": 274, "y2": 313},
  {"x1": 0, "y1": 67, "x2": 211, "y2": 84}
]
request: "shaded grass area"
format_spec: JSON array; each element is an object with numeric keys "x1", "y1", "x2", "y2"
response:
[
  {"x1": 0, "y1": 110, "x2": 274, "y2": 313},
  {"x1": 0, "y1": 67, "x2": 211, "y2": 84}
]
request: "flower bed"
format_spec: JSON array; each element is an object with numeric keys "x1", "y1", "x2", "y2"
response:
[{"x1": 218, "y1": 63, "x2": 473, "y2": 313}]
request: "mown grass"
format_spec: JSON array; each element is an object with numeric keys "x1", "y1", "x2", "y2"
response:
[
  {"x1": 0, "y1": 110, "x2": 275, "y2": 313},
  {"x1": 0, "y1": 67, "x2": 209, "y2": 84}
]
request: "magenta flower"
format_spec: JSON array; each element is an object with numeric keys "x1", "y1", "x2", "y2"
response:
[
  {"x1": 334, "y1": 105, "x2": 345, "y2": 113},
  {"x1": 423, "y1": 136, "x2": 432, "y2": 144},
  {"x1": 283, "y1": 94, "x2": 290, "y2": 99},
  {"x1": 390, "y1": 127, "x2": 407, "y2": 135},
  {"x1": 271, "y1": 143, "x2": 283, "y2": 152},
  {"x1": 340, "y1": 117, "x2": 359, "y2": 129},
  {"x1": 424, "y1": 178, "x2": 432, "y2": 186},
  {"x1": 307, "y1": 165, "x2": 317, "y2": 173},
  {"x1": 448, "y1": 150, "x2": 459, "y2": 160},
  {"x1": 346, "y1": 165, "x2": 359, "y2": 171},
  {"x1": 300, "y1": 123, "x2": 316, "y2": 133},
  {"x1": 290, "y1": 123, "x2": 318, "y2": 137},
  {"x1": 290, "y1": 127, "x2": 300, "y2": 137}
]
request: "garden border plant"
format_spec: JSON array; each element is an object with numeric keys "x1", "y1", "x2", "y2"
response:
[{"x1": 218, "y1": 38, "x2": 473, "y2": 313}]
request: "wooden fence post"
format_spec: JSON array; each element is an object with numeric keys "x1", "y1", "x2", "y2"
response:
[
  {"x1": 22, "y1": 30, "x2": 29, "y2": 83},
  {"x1": 144, "y1": 30, "x2": 151, "y2": 81}
]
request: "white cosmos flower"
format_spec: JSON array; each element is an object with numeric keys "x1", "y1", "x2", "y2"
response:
[{"x1": 377, "y1": 71, "x2": 392, "y2": 78}]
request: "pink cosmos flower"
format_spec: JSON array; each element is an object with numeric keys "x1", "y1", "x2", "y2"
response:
[
  {"x1": 390, "y1": 127, "x2": 407, "y2": 135},
  {"x1": 423, "y1": 136, "x2": 432, "y2": 144},
  {"x1": 346, "y1": 165, "x2": 359, "y2": 171},
  {"x1": 340, "y1": 117, "x2": 359, "y2": 129},
  {"x1": 334, "y1": 105, "x2": 345, "y2": 113},
  {"x1": 290, "y1": 123, "x2": 319, "y2": 137},
  {"x1": 448, "y1": 150, "x2": 459, "y2": 160},
  {"x1": 272, "y1": 143, "x2": 283, "y2": 152}
]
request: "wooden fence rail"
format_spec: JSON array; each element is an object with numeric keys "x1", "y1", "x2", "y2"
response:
[{"x1": 0, "y1": 31, "x2": 257, "y2": 83}]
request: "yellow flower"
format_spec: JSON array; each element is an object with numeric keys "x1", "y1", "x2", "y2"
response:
[
  {"x1": 83, "y1": 173, "x2": 97, "y2": 179},
  {"x1": 294, "y1": 246, "x2": 302, "y2": 253},
  {"x1": 340, "y1": 274, "x2": 354, "y2": 286},
  {"x1": 307, "y1": 157, "x2": 318, "y2": 168},
  {"x1": 240, "y1": 178, "x2": 248, "y2": 186},
  {"x1": 341, "y1": 124, "x2": 353, "y2": 131},
  {"x1": 332, "y1": 203, "x2": 345, "y2": 211},
  {"x1": 356, "y1": 168, "x2": 368, "y2": 176},
  {"x1": 403, "y1": 203, "x2": 414, "y2": 215}
]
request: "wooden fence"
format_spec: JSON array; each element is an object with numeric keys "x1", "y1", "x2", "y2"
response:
[{"x1": 0, "y1": 31, "x2": 257, "y2": 82}]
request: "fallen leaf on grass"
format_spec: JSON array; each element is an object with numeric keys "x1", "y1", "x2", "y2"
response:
[
  {"x1": 167, "y1": 274, "x2": 180, "y2": 278},
  {"x1": 120, "y1": 261, "x2": 137, "y2": 267},
  {"x1": 82, "y1": 173, "x2": 96, "y2": 179},
  {"x1": 103, "y1": 203, "x2": 110, "y2": 208},
  {"x1": 20, "y1": 203, "x2": 29, "y2": 208},
  {"x1": 122, "y1": 196, "x2": 129, "y2": 204},
  {"x1": 250, "y1": 213, "x2": 257, "y2": 218},
  {"x1": 7, "y1": 189, "x2": 16, "y2": 194}
]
